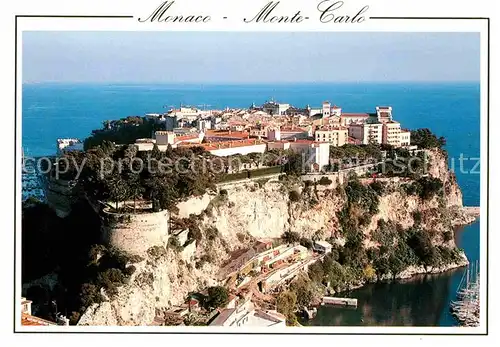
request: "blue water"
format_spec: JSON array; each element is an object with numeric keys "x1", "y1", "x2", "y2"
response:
[{"x1": 22, "y1": 82, "x2": 481, "y2": 326}]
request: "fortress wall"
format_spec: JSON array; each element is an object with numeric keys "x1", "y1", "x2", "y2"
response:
[{"x1": 101, "y1": 209, "x2": 170, "y2": 256}]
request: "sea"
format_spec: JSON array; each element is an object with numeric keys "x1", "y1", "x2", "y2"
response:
[{"x1": 22, "y1": 82, "x2": 481, "y2": 327}]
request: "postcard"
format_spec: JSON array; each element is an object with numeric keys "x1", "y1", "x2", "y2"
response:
[{"x1": 2, "y1": 0, "x2": 495, "y2": 343}]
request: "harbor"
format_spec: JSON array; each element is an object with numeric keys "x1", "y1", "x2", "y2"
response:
[{"x1": 450, "y1": 261, "x2": 480, "y2": 327}]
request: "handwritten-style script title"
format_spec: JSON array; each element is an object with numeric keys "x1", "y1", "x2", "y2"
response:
[{"x1": 138, "y1": 1, "x2": 370, "y2": 24}]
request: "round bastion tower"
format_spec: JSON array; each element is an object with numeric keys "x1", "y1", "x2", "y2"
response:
[{"x1": 100, "y1": 205, "x2": 170, "y2": 256}]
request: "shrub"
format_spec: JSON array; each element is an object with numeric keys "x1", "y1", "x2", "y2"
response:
[
  {"x1": 412, "y1": 211, "x2": 422, "y2": 225},
  {"x1": 236, "y1": 232, "x2": 246, "y2": 242},
  {"x1": 443, "y1": 230, "x2": 453, "y2": 242},
  {"x1": 289, "y1": 190, "x2": 301, "y2": 202},
  {"x1": 276, "y1": 291, "x2": 297, "y2": 321},
  {"x1": 282, "y1": 231, "x2": 301, "y2": 244},
  {"x1": 370, "y1": 181, "x2": 384, "y2": 195},
  {"x1": 168, "y1": 237, "x2": 183, "y2": 252},
  {"x1": 205, "y1": 226, "x2": 219, "y2": 241},
  {"x1": 410, "y1": 128, "x2": 446, "y2": 149},
  {"x1": 299, "y1": 238, "x2": 313, "y2": 249},
  {"x1": 308, "y1": 261, "x2": 325, "y2": 283},
  {"x1": 318, "y1": 176, "x2": 333, "y2": 186},
  {"x1": 123, "y1": 265, "x2": 136, "y2": 277},
  {"x1": 363, "y1": 264, "x2": 376, "y2": 281},
  {"x1": 207, "y1": 286, "x2": 229, "y2": 309},
  {"x1": 290, "y1": 276, "x2": 315, "y2": 307}
]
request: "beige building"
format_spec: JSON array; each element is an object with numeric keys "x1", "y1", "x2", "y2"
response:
[
  {"x1": 382, "y1": 121, "x2": 402, "y2": 147},
  {"x1": 348, "y1": 122, "x2": 383, "y2": 144},
  {"x1": 400, "y1": 130, "x2": 411, "y2": 146},
  {"x1": 314, "y1": 127, "x2": 348, "y2": 147}
]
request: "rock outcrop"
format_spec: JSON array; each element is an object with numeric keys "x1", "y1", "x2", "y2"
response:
[{"x1": 77, "y1": 149, "x2": 476, "y2": 326}]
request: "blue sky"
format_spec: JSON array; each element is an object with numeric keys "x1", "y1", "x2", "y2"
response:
[{"x1": 22, "y1": 31, "x2": 480, "y2": 83}]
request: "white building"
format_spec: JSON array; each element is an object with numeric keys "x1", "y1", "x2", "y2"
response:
[
  {"x1": 209, "y1": 299, "x2": 286, "y2": 327},
  {"x1": 322, "y1": 101, "x2": 331, "y2": 118},
  {"x1": 197, "y1": 119, "x2": 212, "y2": 132},
  {"x1": 262, "y1": 100, "x2": 290, "y2": 116},
  {"x1": 267, "y1": 139, "x2": 330, "y2": 172},
  {"x1": 400, "y1": 130, "x2": 411, "y2": 146},
  {"x1": 313, "y1": 241, "x2": 332, "y2": 254},
  {"x1": 57, "y1": 139, "x2": 83, "y2": 155},
  {"x1": 348, "y1": 122, "x2": 383, "y2": 144}
]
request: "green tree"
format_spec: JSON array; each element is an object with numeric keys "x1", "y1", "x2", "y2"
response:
[
  {"x1": 207, "y1": 286, "x2": 229, "y2": 309},
  {"x1": 276, "y1": 291, "x2": 297, "y2": 321}
]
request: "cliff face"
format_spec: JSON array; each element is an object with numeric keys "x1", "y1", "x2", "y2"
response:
[{"x1": 77, "y1": 149, "x2": 474, "y2": 326}]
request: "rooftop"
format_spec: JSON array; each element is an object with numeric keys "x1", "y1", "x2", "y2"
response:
[
  {"x1": 341, "y1": 113, "x2": 370, "y2": 117},
  {"x1": 21, "y1": 313, "x2": 57, "y2": 326}
]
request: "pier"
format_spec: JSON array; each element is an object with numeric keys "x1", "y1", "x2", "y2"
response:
[{"x1": 321, "y1": 296, "x2": 358, "y2": 307}]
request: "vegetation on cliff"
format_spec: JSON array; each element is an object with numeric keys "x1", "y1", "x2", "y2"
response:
[
  {"x1": 60, "y1": 142, "x2": 218, "y2": 212},
  {"x1": 84, "y1": 116, "x2": 162, "y2": 150},
  {"x1": 410, "y1": 128, "x2": 446, "y2": 149}
]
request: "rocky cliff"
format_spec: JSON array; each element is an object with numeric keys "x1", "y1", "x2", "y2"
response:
[{"x1": 77, "y1": 149, "x2": 475, "y2": 326}]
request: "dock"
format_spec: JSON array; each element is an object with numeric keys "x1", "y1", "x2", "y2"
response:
[{"x1": 321, "y1": 296, "x2": 358, "y2": 307}]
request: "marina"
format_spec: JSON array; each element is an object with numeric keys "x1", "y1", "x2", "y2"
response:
[
  {"x1": 21, "y1": 147, "x2": 46, "y2": 203},
  {"x1": 450, "y1": 261, "x2": 480, "y2": 327}
]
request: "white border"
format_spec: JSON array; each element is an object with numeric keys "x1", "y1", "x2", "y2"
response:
[{"x1": 9, "y1": 0, "x2": 490, "y2": 338}]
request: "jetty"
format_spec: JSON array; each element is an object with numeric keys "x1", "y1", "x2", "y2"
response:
[
  {"x1": 321, "y1": 296, "x2": 358, "y2": 307},
  {"x1": 450, "y1": 261, "x2": 480, "y2": 327}
]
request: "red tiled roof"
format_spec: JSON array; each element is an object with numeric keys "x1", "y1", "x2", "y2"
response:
[
  {"x1": 21, "y1": 313, "x2": 56, "y2": 326},
  {"x1": 175, "y1": 135, "x2": 199, "y2": 142}
]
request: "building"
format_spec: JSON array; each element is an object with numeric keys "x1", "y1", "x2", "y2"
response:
[
  {"x1": 314, "y1": 126, "x2": 348, "y2": 147},
  {"x1": 348, "y1": 122, "x2": 383, "y2": 144},
  {"x1": 165, "y1": 114, "x2": 179, "y2": 131},
  {"x1": 267, "y1": 139, "x2": 330, "y2": 172},
  {"x1": 204, "y1": 140, "x2": 267, "y2": 157},
  {"x1": 382, "y1": 121, "x2": 402, "y2": 147},
  {"x1": 340, "y1": 113, "x2": 370, "y2": 126},
  {"x1": 266, "y1": 128, "x2": 281, "y2": 141},
  {"x1": 56, "y1": 138, "x2": 83, "y2": 155},
  {"x1": 209, "y1": 299, "x2": 286, "y2": 327},
  {"x1": 376, "y1": 106, "x2": 393, "y2": 123},
  {"x1": 312, "y1": 115, "x2": 341, "y2": 127},
  {"x1": 313, "y1": 240, "x2": 332, "y2": 254},
  {"x1": 400, "y1": 130, "x2": 411, "y2": 146},
  {"x1": 262, "y1": 100, "x2": 290, "y2": 116},
  {"x1": 307, "y1": 105, "x2": 323, "y2": 117},
  {"x1": 322, "y1": 101, "x2": 331, "y2": 118},
  {"x1": 21, "y1": 297, "x2": 60, "y2": 326},
  {"x1": 279, "y1": 126, "x2": 310, "y2": 140},
  {"x1": 197, "y1": 118, "x2": 212, "y2": 132},
  {"x1": 307, "y1": 102, "x2": 341, "y2": 118}
]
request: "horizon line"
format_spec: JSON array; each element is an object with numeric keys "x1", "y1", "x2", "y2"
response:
[{"x1": 22, "y1": 80, "x2": 481, "y2": 85}]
